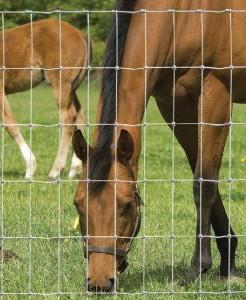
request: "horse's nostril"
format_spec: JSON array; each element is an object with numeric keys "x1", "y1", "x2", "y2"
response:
[{"x1": 86, "y1": 277, "x2": 116, "y2": 293}]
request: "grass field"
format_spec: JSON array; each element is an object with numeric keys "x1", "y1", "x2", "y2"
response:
[{"x1": 0, "y1": 81, "x2": 245, "y2": 299}]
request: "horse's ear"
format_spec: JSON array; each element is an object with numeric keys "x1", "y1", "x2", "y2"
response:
[
  {"x1": 117, "y1": 129, "x2": 134, "y2": 164},
  {"x1": 72, "y1": 130, "x2": 90, "y2": 163}
]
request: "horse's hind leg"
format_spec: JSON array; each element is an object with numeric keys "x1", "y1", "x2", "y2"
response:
[
  {"x1": 0, "y1": 90, "x2": 36, "y2": 179},
  {"x1": 48, "y1": 83, "x2": 78, "y2": 179},
  {"x1": 68, "y1": 92, "x2": 84, "y2": 179}
]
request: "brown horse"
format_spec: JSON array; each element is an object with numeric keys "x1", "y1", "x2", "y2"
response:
[
  {"x1": 0, "y1": 19, "x2": 88, "y2": 179},
  {"x1": 73, "y1": 0, "x2": 245, "y2": 292}
]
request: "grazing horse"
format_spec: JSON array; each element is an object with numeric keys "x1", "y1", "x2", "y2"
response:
[
  {"x1": 0, "y1": 19, "x2": 88, "y2": 179},
  {"x1": 73, "y1": 0, "x2": 245, "y2": 292}
]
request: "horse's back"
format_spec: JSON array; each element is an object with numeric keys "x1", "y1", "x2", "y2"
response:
[
  {"x1": 175, "y1": 0, "x2": 246, "y2": 102},
  {"x1": 135, "y1": 0, "x2": 246, "y2": 103},
  {"x1": 0, "y1": 19, "x2": 87, "y2": 93},
  {"x1": 32, "y1": 19, "x2": 87, "y2": 68},
  {"x1": 169, "y1": 0, "x2": 246, "y2": 67}
]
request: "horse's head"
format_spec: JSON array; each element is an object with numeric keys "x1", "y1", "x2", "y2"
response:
[{"x1": 73, "y1": 129, "x2": 141, "y2": 292}]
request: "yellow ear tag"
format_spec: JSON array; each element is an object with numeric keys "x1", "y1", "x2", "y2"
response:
[
  {"x1": 241, "y1": 158, "x2": 246, "y2": 163},
  {"x1": 73, "y1": 216, "x2": 80, "y2": 232}
]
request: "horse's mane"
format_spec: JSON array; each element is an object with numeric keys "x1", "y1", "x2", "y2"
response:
[{"x1": 89, "y1": 0, "x2": 137, "y2": 192}]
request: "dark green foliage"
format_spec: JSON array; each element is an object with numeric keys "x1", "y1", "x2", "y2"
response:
[
  {"x1": 0, "y1": 0, "x2": 114, "y2": 39},
  {"x1": 0, "y1": 0, "x2": 115, "y2": 65}
]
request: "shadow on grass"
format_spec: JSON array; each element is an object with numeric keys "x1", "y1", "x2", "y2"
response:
[
  {"x1": 3, "y1": 170, "x2": 24, "y2": 178},
  {"x1": 120, "y1": 263, "x2": 188, "y2": 291},
  {"x1": 231, "y1": 192, "x2": 246, "y2": 201},
  {"x1": 121, "y1": 262, "x2": 246, "y2": 293}
]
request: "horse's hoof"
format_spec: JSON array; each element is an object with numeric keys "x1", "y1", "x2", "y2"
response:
[
  {"x1": 68, "y1": 169, "x2": 80, "y2": 179},
  {"x1": 220, "y1": 269, "x2": 245, "y2": 284},
  {"x1": 48, "y1": 168, "x2": 64, "y2": 181},
  {"x1": 24, "y1": 169, "x2": 35, "y2": 180},
  {"x1": 180, "y1": 270, "x2": 199, "y2": 286},
  {"x1": 47, "y1": 176, "x2": 59, "y2": 182},
  {"x1": 220, "y1": 276, "x2": 245, "y2": 285}
]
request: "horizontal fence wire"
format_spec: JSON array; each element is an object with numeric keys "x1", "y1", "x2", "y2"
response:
[
  {"x1": 0, "y1": 8, "x2": 245, "y2": 298},
  {"x1": 2, "y1": 8, "x2": 246, "y2": 13}
]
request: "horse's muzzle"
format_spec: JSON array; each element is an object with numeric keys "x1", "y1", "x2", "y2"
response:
[{"x1": 86, "y1": 277, "x2": 118, "y2": 293}]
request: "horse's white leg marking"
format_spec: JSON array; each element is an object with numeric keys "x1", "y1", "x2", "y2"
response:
[
  {"x1": 68, "y1": 152, "x2": 82, "y2": 179},
  {"x1": 0, "y1": 92, "x2": 37, "y2": 179},
  {"x1": 17, "y1": 137, "x2": 37, "y2": 179}
]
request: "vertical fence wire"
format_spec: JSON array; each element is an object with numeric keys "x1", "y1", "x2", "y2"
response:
[
  {"x1": 58, "y1": 10, "x2": 62, "y2": 298},
  {"x1": 228, "y1": 9, "x2": 233, "y2": 297},
  {"x1": 0, "y1": 11, "x2": 4, "y2": 298},
  {"x1": 28, "y1": 11, "x2": 33, "y2": 298},
  {"x1": 86, "y1": 10, "x2": 90, "y2": 298},
  {"x1": 113, "y1": 8, "x2": 119, "y2": 297},
  {"x1": 199, "y1": 10, "x2": 205, "y2": 298},
  {"x1": 143, "y1": 8, "x2": 147, "y2": 298},
  {"x1": 171, "y1": 10, "x2": 176, "y2": 298}
]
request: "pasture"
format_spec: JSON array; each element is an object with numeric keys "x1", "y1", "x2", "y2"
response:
[{"x1": 0, "y1": 81, "x2": 245, "y2": 299}]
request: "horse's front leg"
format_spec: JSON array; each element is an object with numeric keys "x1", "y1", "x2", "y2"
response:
[
  {"x1": 188, "y1": 73, "x2": 231, "y2": 281},
  {"x1": 0, "y1": 90, "x2": 36, "y2": 179}
]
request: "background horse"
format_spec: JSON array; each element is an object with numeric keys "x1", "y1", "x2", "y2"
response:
[
  {"x1": 0, "y1": 19, "x2": 88, "y2": 179},
  {"x1": 73, "y1": 0, "x2": 245, "y2": 292}
]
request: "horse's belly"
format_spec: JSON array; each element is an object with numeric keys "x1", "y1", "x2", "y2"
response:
[
  {"x1": 4, "y1": 68, "x2": 44, "y2": 94},
  {"x1": 230, "y1": 69, "x2": 246, "y2": 104},
  {"x1": 234, "y1": 99, "x2": 246, "y2": 104}
]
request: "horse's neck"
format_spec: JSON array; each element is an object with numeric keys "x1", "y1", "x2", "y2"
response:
[
  {"x1": 115, "y1": 69, "x2": 146, "y2": 177},
  {"x1": 110, "y1": 2, "x2": 171, "y2": 175}
]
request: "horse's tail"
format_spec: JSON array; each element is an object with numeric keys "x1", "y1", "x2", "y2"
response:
[{"x1": 79, "y1": 33, "x2": 92, "y2": 81}]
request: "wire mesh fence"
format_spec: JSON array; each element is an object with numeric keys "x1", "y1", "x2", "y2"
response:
[{"x1": 0, "y1": 7, "x2": 246, "y2": 299}]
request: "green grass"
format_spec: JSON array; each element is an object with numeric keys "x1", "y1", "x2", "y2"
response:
[{"x1": 0, "y1": 81, "x2": 245, "y2": 299}]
